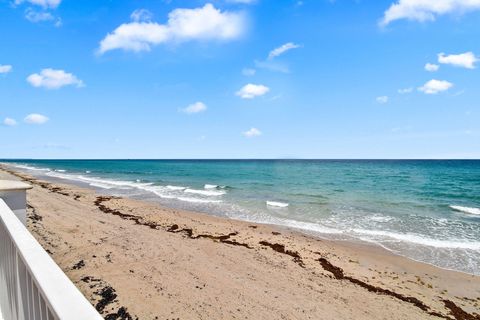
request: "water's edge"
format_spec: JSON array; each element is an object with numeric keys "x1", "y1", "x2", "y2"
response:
[{"x1": 2, "y1": 160, "x2": 479, "y2": 275}]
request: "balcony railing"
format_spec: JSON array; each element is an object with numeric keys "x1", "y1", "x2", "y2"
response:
[{"x1": 0, "y1": 182, "x2": 103, "y2": 320}]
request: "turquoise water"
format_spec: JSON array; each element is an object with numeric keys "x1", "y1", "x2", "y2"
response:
[{"x1": 4, "y1": 160, "x2": 480, "y2": 275}]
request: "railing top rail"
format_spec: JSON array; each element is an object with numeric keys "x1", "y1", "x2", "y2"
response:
[{"x1": 0, "y1": 199, "x2": 103, "y2": 320}]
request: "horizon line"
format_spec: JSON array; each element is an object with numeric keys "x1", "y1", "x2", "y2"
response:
[{"x1": 2, "y1": 158, "x2": 480, "y2": 161}]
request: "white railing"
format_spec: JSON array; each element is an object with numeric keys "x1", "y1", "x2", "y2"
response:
[{"x1": 0, "y1": 199, "x2": 103, "y2": 320}]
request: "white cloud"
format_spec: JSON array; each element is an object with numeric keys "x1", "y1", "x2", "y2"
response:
[
  {"x1": 268, "y1": 42, "x2": 301, "y2": 59},
  {"x1": 380, "y1": 0, "x2": 480, "y2": 26},
  {"x1": 3, "y1": 118, "x2": 17, "y2": 126},
  {"x1": 438, "y1": 52, "x2": 478, "y2": 69},
  {"x1": 130, "y1": 9, "x2": 153, "y2": 22},
  {"x1": 27, "y1": 68, "x2": 84, "y2": 89},
  {"x1": 14, "y1": 0, "x2": 61, "y2": 9},
  {"x1": 24, "y1": 8, "x2": 61, "y2": 26},
  {"x1": 254, "y1": 42, "x2": 301, "y2": 73},
  {"x1": 376, "y1": 96, "x2": 389, "y2": 104},
  {"x1": 25, "y1": 8, "x2": 54, "y2": 22},
  {"x1": 0, "y1": 65, "x2": 12, "y2": 74},
  {"x1": 424, "y1": 63, "x2": 439, "y2": 72},
  {"x1": 418, "y1": 79, "x2": 453, "y2": 94},
  {"x1": 243, "y1": 127, "x2": 262, "y2": 137},
  {"x1": 99, "y1": 4, "x2": 245, "y2": 54},
  {"x1": 181, "y1": 101, "x2": 207, "y2": 114},
  {"x1": 398, "y1": 87, "x2": 413, "y2": 94},
  {"x1": 236, "y1": 83, "x2": 270, "y2": 99},
  {"x1": 24, "y1": 113, "x2": 49, "y2": 124},
  {"x1": 242, "y1": 68, "x2": 256, "y2": 76}
]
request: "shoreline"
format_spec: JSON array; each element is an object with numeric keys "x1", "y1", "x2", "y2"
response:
[
  {"x1": 1, "y1": 165, "x2": 479, "y2": 319},
  {"x1": 4, "y1": 162, "x2": 478, "y2": 277}
]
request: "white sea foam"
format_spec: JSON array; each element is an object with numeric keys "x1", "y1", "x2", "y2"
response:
[
  {"x1": 55, "y1": 169, "x2": 66, "y2": 172},
  {"x1": 13, "y1": 164, "x2": 51, "y2": 172},
  {"x1": 351, "y1": 228, "x2": 480, "y2": 250},
  {"x1": 45, "y1": 171, "x2": 153, "y2": 190},
  {"x1": 450, "y1": 205, "x2": 480, "y2": 216},
  {"x1": 42, "y1": 170, "x2": 222, "y2": 204},
  {"x1": 368, "y1": 215, "x2": 394, "y2": 222},
  {"x1": 235, "y1": 213, "x2": 343, "y2": 235},
  {"x1": 141, "y1": 186, "x2": 177, "y2": 199},
  {"x1": 277, "y1": 219, "x2": 342, "y2": 234},
  {"x1": 184, "y1": 188, "x2": 226, "y2": 196},
  {"x1": 177, "y1": 197, "x2": 222, "y2": 203},
  {"x1": 39, "y1": 168, "x2": 228, "y2": 204},
  {"x1": 166, "y1": 185, "x2": 187, "y2": 191},
  {"x1": 266, "y1": 201, "x2": 289, "y2": 208},
  {"x1": 85, "y1": 171, "x2": 91, "y2": 173},
  {"x1": 88, "y1": 182, "x2": 115, "y2": 189},
  {"x1": 204, "y1": 184, "x2": 218, "y2": 189}
]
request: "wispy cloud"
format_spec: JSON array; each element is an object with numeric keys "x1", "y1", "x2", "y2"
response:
[
  {"x1": 452, "y1": 89, "x2": 466, "y2": 97},
  {"x1": 254, "y1": 59, "x2": 290, "y2": 73},
  {"x1": 242, "y1": 68, "x2": 256, "y2": 76},
  {"x1": 243, "y1": 127, "x2": 262, "y2": 137},
  {"x1": 180, "y1": 101, "x2": 207, "y2": 114},
  {"x1": 3, "y1": 118, "x2": 17, "y2": 126},
  {"x1": 27, "y1": 68, "x2": 84, "y2": 89},
  {"x1": 98, "y1": 4, "x2": 246, "y2": 54},
  {"x1": 25, "y1": 8, "x2": 53, "y2": 21},
  {"x1": 130, "y1": 9, "x2": 153, "y2": 22},
  {"x1": 268, "y1": 42, "x2": 301, "y2": 59},
  {"x1": 398, "y1": 87, "x2": 413, "y2": 94},
  {"x1": 438, "y1": 52, "x2": 478, "y2": 69},
  {"x1": 380, "y1": 0, "x2": 480, "y2": 26},
  {"x1": 376, "y1": 96, "x2": 389, "y2": 104},
  {"x1": 24, "y1": 8, "x2": 61, "y2": 26},
  {"x1": 24, "y1": 113, "x2": 49, "y2": 124},
  {"x1": 418, "y1": 79, "x2": 453, "y2": 94},
  {"x1": 253, "y1": 42, "x2": 301, "y2": 73},
  {"x1": 40, "y1": 142, "x2": 69, "y2": 149},
  {"x1": 236, "y1": 84, "x2": 270, "y2": 99},
  {"x1": 424, "y1": 63, "x2": 439, "y2": 72},
  {"x1": 0, "y1": 65, "x2": 12, "y2": 74},
  {"x1": 14, "y1": 0, "x2": 62, "y2": 9}
]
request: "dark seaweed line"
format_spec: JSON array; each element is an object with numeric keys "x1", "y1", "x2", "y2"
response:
[
  {"x1": 94, "y1": 196, "x2": 252, "y2": 249},
  {"x1": 318, "y1": 258, "x2": 480, "y2": 320},
  {"x1": 259, "y1": 241, "x2": 305, "y2": 268}
]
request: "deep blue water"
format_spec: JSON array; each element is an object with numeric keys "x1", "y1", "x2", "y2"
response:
[{"x1": 3, "y1": 159, "x2": 480, "y2": 274}]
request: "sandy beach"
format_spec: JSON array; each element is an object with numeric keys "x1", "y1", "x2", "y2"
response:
[{"x1": 1, "y1": 165, "x2": 479, "y2": 320}]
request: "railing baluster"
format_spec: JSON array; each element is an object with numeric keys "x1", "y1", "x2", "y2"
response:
[
  {"x1": 28, "y1": 276, "x2": 34, "y2": 320},
  {"x1": 0, "y1": 191, "x2": 103, "y2": 320}
]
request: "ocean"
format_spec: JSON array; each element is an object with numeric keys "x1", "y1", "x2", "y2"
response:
[{"x1": 3, "y1": 159, "x2": 480, "y2": 275}]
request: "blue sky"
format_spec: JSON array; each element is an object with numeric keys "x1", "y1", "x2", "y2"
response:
[{"x1": 1, "y1": 0, "x2": 480, "y2": 159}]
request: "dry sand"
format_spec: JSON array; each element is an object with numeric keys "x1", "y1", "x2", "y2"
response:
[{"x1": 1, "y1": 166, "x2": 479, "y2": 320}]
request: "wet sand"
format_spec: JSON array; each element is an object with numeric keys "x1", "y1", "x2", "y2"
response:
[{"x1": 1, "y1": 165, "x2": 479, "y2": 320}]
